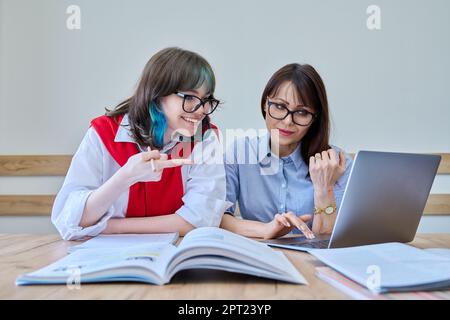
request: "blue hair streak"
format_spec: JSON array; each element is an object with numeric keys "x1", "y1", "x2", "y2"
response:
[
  {"x1": 198, "y1": 66, "x2": 214, "y2": 93},
  {"x1": 149, "y1": 101, "x2": 167, "y2": 148}
]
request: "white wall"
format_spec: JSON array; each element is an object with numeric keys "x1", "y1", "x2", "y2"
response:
[{"x1": 1, "y1": 0, "x2": 449, "y2": 234}]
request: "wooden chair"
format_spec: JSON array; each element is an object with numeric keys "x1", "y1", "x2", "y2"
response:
[
  {"x1": 0, "y1": 154, "x2": 449, "y2": 216},
  {"x1": 0, "y1": 156, "x2": 71, "y2": 216}
]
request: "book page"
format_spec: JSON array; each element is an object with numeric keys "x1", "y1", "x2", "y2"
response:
[
  {"x1": 68, "y1": 233, "x2": 179, "y2": 253},
  {"x1": 424, "y1": 248, "x2": 450, "y2": 259},
  {"x1": 17, "y1": 243, "x2": 176, "y2": 285},
  {"x1": 174, "y1": 227, "x2": 306, "y2": 284},
  {"x1": 179, "y1": 227, "x2": 287, "y2": 270}
]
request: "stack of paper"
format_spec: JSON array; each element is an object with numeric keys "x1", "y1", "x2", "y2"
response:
[
  {"x1": 310, "y1": 242, "x2": 450, "y2": 294},
  {"x1": 315, "y1": 266, "x2": 450, "y2": 300}
]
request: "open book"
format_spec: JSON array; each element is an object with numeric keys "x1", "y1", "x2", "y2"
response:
[
  {"x1": 310, "y1": 242, "x2": 450, "y2": 294},
  {"x1": 16, "y1": 227, "x2": 307, "y2": 286}
]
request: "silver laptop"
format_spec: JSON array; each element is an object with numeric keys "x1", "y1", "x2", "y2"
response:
[{"x1": 262, "y1": 151, "x2": 441, "y2": 251}]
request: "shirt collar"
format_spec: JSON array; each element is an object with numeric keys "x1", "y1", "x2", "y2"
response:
[
  {"x1": 114, "y1": 114, "x2": 135, "y2": 143},
  {"x1": 258, "y1": 132, "x2": 306, "y2": 173}
]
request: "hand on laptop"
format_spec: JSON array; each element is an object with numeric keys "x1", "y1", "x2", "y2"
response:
[{"x1": 263, "y1": 212, "x2": 314, "y2": 240}]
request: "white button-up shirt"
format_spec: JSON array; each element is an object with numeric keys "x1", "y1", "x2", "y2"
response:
[{"x1": 51, "y1": 115, "x2": 230, "y2": 240}]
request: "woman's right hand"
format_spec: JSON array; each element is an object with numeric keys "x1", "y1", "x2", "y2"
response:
[
  {"x1": 262, "y1": 212, "x2": 314, "y2": 240},
  {"x1": 119, "y1": 148, "x2": 193, "y2": 186}
]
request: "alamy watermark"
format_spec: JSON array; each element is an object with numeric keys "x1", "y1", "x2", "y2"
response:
[
  {"x1": 66, "y1": 5, "x2": 81, "y2": 30},
  {"x1": 366, "y1": 264, "x2": 381, "y2": 292},
  {"x1": 167, "y1": 127, "x2": 281, "y2": 175},
  {"x1": 66, "y1": 265, "x2": 81, "y2": 290},
  {"x1": 366, "y1": 5, "x2": 381, "y2": 30}
]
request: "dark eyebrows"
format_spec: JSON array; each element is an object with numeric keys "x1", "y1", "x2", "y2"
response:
[
  {"x1": 181, "y1": 90, "x2": 213, "y2": 100},
  {"x1": 270, "y1": 97, "x2": 289, "y2": 104},
  {"x1": 269, "y1": 97, "x2": 308, "y2": 110}
]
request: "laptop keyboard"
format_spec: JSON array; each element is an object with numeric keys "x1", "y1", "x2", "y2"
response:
[{"x1": 288, "y1": 240, "x2": 330, "y2": 249}]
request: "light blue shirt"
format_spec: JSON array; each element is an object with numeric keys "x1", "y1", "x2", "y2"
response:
[{"x1": 224, "y1": 133, "x2": 353, "y2": 232}]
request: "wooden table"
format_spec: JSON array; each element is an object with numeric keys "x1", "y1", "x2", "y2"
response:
[{"x1": 0, "y1": 234, "x2": 449, "y2": 299}]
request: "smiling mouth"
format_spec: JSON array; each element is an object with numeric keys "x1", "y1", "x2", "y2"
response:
[
  {"x1": 181, "y1": 116, "x2": 201, "y2": 125},
  {"x1": 278, "y1": 128, "x2": 295, "y2": 136}
]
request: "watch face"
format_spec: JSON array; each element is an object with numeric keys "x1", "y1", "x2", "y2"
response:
[{"x1": 325, "y1": 206, "x2": 334, "y2": 215}]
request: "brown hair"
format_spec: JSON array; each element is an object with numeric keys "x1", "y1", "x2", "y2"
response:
[
  {"x1": 106, "y1": 47, "x2": 216, "y2": 149},
  {"x1": 261, "y1": 63, "x2": 330, "y2": 166}
]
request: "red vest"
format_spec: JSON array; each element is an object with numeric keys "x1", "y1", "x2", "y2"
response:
[{"x1": 90, "y1": 114, "x2": 218, "y2": 218}]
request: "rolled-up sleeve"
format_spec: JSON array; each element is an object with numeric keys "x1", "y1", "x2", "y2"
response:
[
  {"x1": 51, "y1": 128, "x2": 115, "y2": 240},
  {"x1": 176, "y1": 128, "x2": 232, "y2": 228}
]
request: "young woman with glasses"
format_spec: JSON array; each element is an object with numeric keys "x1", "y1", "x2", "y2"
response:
[
  {"x1": 221, "y1": 64, "x2": 353, "y2": 239},
  {"x1": 52, "y1": 47, "x2": 228, "y2": 240}
]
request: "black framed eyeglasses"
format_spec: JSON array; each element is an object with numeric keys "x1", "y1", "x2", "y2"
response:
[
  {"x1": 175, "y1": 92, "x2": 220, "y2": 115},
  {"x1": 267, "y1": 99, "x2": 317, "y2": 126}
]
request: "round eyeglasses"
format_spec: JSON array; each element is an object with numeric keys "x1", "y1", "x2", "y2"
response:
[
  {"x1": 267, "y1": 99, "x2": 316, "y2": 126},
  {"x1": 175, "y1": 92, "x2": 220, "y2": 115}
]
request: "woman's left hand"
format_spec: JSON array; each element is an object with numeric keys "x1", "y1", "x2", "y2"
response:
[
  {"x1": 309, "y1": 148, "x2": 346, "y2": 192},
  {"x1": 309, "y1": 148, "x2": 346, "y2": 235}
]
